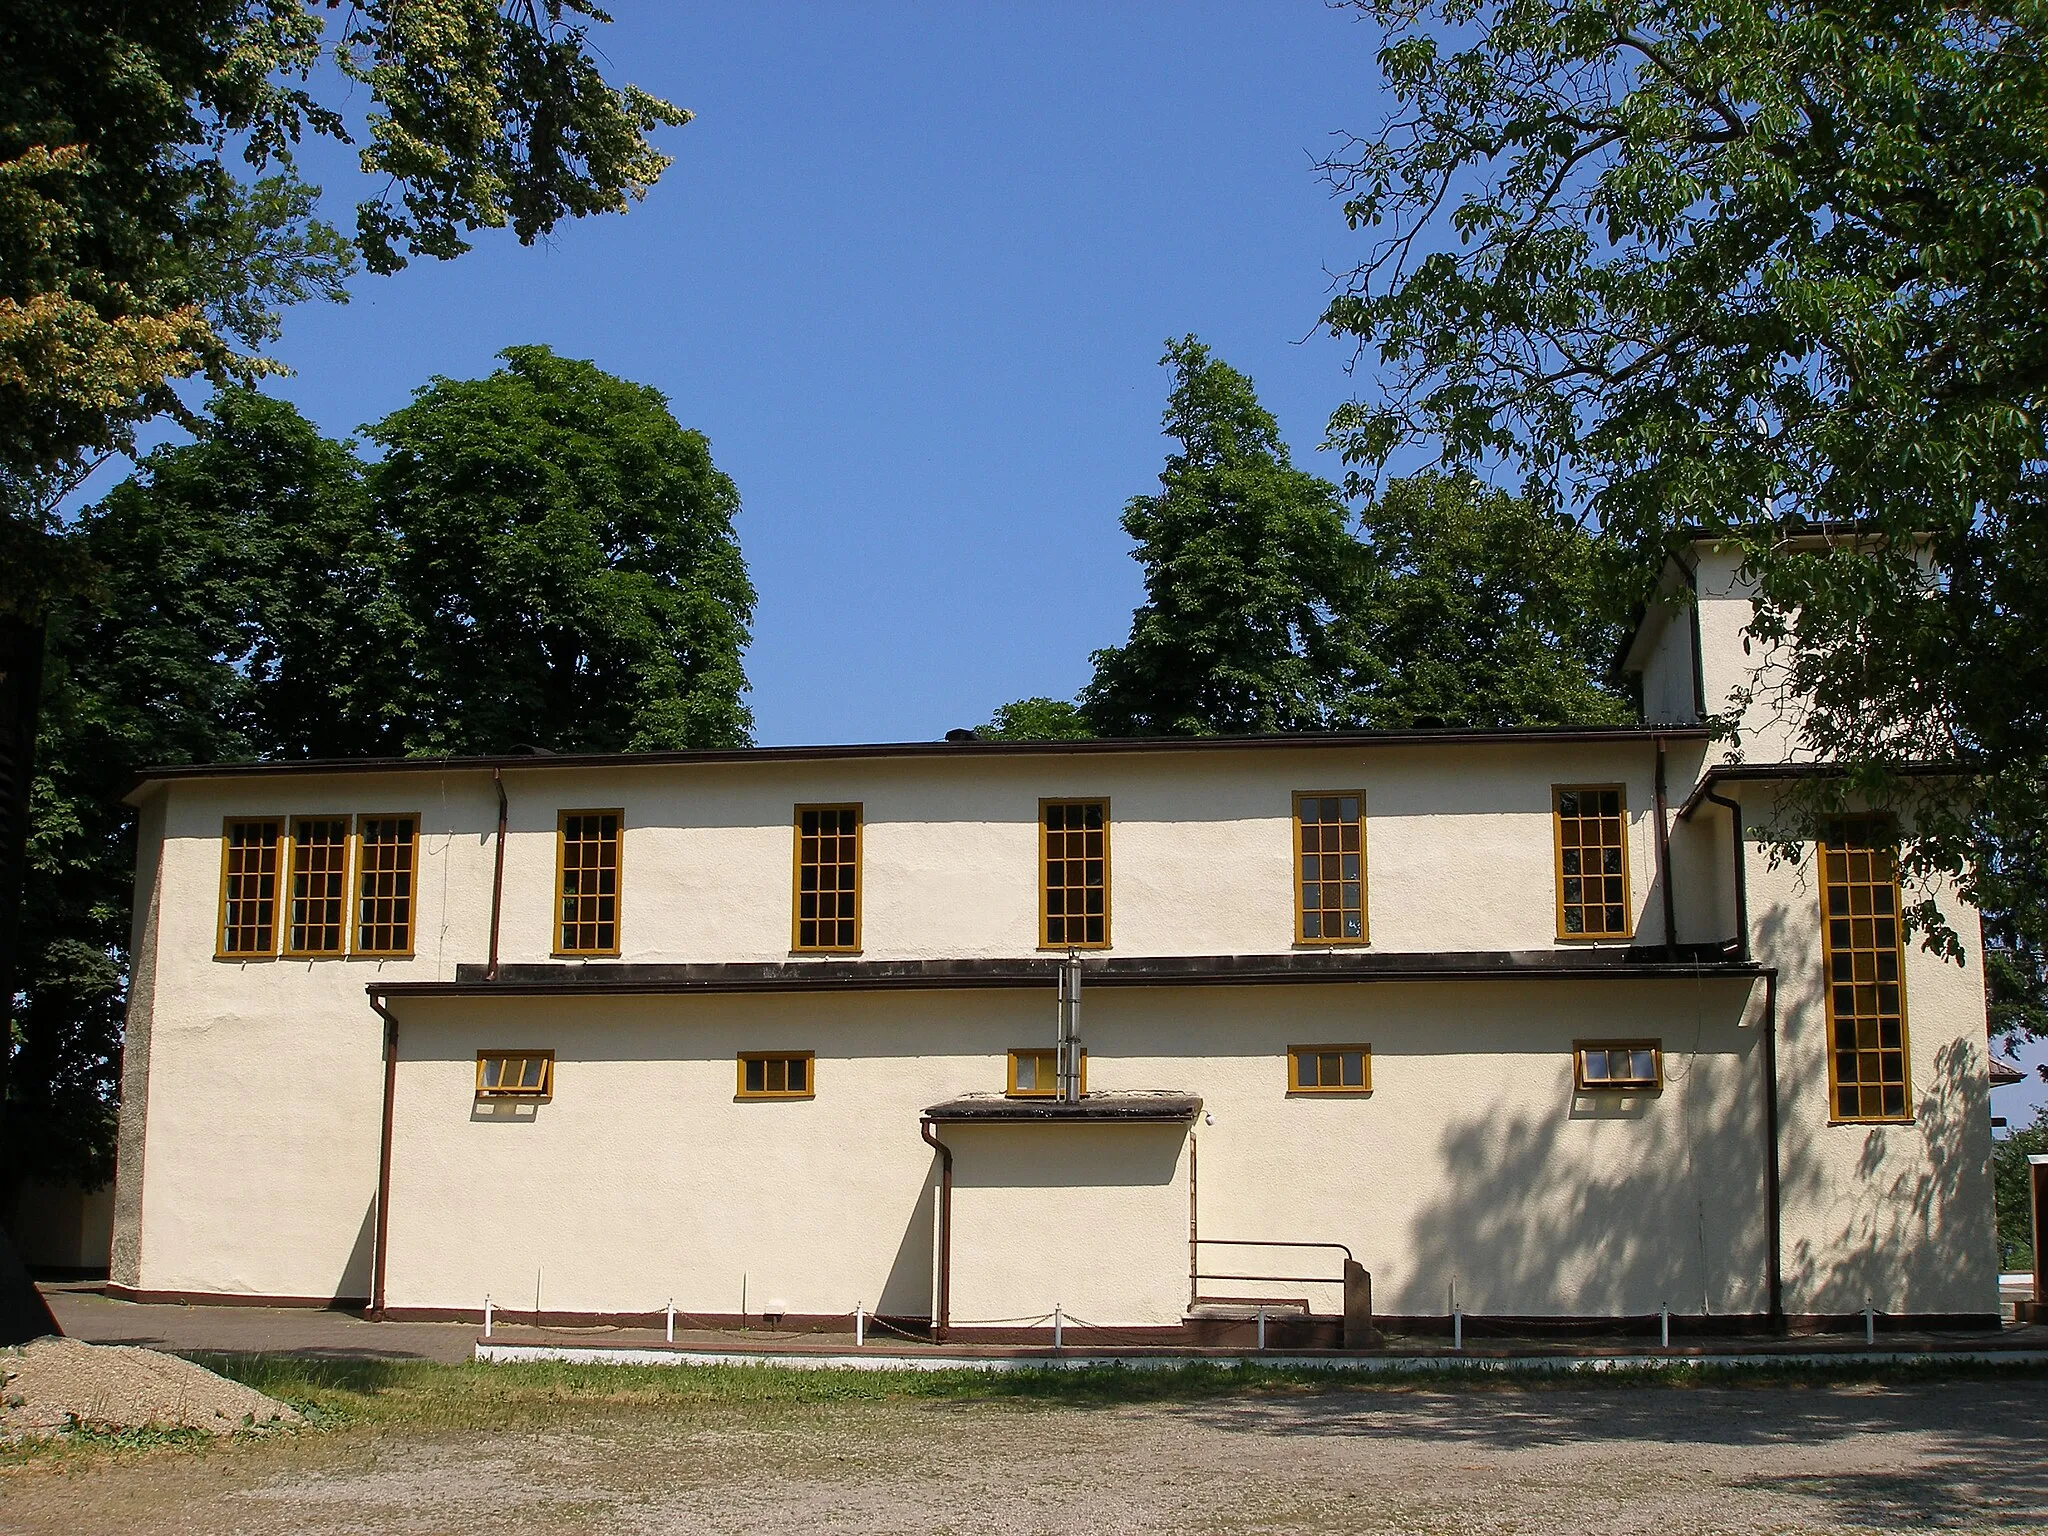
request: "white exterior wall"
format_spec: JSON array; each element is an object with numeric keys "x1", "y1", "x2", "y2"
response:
[
  {"x1": 111, "y1": 730, "x2": 1999, "y2": 1322},
  {"x1": 383, "y1": 980, "x2": 1771, "y2": 1325}
]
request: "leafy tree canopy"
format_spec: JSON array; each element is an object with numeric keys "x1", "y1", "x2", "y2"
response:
[
  {"x1": 988, "y1": 341, "x2": 1627, "y2": 740},
  {"x1": 1317, "y1": 0, "x2": 2048, "y2": 980},
  {"x1": 12, "y1": 353, "x2": 753, "y2": 1184},
  {"x1": 1994, "y1": 1103, "x2": 2047, "y2": 1272},
  {"x1": 0, "y1": 0, "x2": 686, "y2": 528}
]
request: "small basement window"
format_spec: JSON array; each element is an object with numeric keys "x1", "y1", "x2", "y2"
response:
[
  {"x1": 476, "y1": 1051, "x2": 553, "y2": 1099},
  {"x1": 1575, "y1": 1041, "x2": 1662, "y2": 1092},
  {"x1": 739, "y1": 1052, "x2": 814, "y2": 1099},
  {"x1": 1289, "y1": 1045, "x2": 1371, "y2": 1094},
  {"x1": 1007, "y1": 1047, "x2": 1087, "y2": 1098}
]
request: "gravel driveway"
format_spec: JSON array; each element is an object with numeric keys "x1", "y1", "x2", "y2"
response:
[{"x1": 5, "y1": 1376, "x2": 2045, "y2": 1534}]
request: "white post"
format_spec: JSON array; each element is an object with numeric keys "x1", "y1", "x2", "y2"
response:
[
  {"x1": 484, "y1": 1295, "x2": 493, "y2": 1339},
  {"x1": 665, "y1": 1300, "x2": 674, "y2": 1344},
  {"x1": 1256, "y1": 1304, "x2": 1266, "y2": 1352},
  {"x1": 1864, "y1": 1301, "x2": 1875, "y2": 1345},
  {"x1": 1660, "y1": 1304, "x2": 1670, "y2": 1350},
  {"x1": 1453, "y1": 1304, "x2": 1463, "y2": 1352},
  {"x1": 1053, "y1": 1303, "x2": 1064, "y2": 1352},
  {"x1": 855, "y1": 1303, "x2": 866, "y2": 1348}
]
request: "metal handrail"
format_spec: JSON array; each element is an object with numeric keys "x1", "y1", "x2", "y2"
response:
[
  {"x1": 1195, "y1": 1238, "x2": 1354, "y2": 1261},
  {"x1": 1191, "y1": 1238, "x2": 1353, "y2": 1290}
]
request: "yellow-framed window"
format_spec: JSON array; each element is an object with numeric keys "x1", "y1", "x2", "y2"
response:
[
  {"x1": 217, "y1": 817, "x2": 284, "y2": 957},
  {"x1": 1554, "y1": 785, "x2": 1632, "y2": 938},
  {"x1": 1287, "y1": 1045, "x2": 1371, "y2": 1094},
  {"x1": 284, "y1": 816, "x2": 351, "y2": 957},
  {"x1": 1040, "y1": 799, "x2": 1109, "y2": 949},
  {"x1": 738, "y1": 1052, "x2": 814, "y2": 1099},
  {"x1": 352, "y1": 814, "x2": 420, "y2": 957},
  {"x1": 793, "y1": 804, "x2": 861, "y2": 952},
  {"x1": 1007, "y1": 1047, "x2": 1087, "y2": 1098},
  {"x1": 1574, "y1": 1040, "x2": 1663, "y2": 1092},
  {"x1": 476, "y1": 1050, "x2": 554, "y2": 1099},
  {"x1": 556, "y1": 810, "x2": 622, "y2": 956},
  {"x1": 1821, "y1": 818, "x2": 1912, "y2": 1122},
  {"x1": 1294, "y1": 791, "x2": 1366, "y2": 944}
]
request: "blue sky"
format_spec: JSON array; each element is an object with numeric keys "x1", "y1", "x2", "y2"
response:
[{"x1": 93, "y1": 1, "x2": 1382, "y2": 748}]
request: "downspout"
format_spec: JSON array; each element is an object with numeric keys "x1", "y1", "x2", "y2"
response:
[
  {"x1": 919, "y1": 1118, "x2": 952, "y2": 1341},
  {"x1": 1760, "y1": 968, "x2": 1784, "y2": 1333},
  {"x1": 1654, "y1": 737, "x2": 1677, "y2": 957},
  {"x1": 1703, "y1": 788, "x2": 1750, "y2": 961},
  {"x1": 368, "y1": 992, "x2": 399, "y2": 1319},
  {"x1": 487, "y1": 769, "x2": 508, "y2": 980}
]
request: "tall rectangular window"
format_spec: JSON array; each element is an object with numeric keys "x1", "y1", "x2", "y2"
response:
[
  {"x1": 557, "y1": 810, "x2": 622, "y2": 955},
  {"x1": 793, "y1": 804, "x2": 861, "y2": 952},
  {"x1": 1040, "y1": 800, "x2": 1109, "y2": 949},
  {"x1": 352, "y1": 815, "x2": 419, "y2": 957},
  {"x1": 284, "y1": 817, "x2": 350, "y2": 957},
  {"x1": 1821, "y1": 818, "x2": 1911, "y2": 1122},
  {"x1": 1295, "y1": 792, "x2": 1366, "y2": 943},
  {"x1": 218, "y1": 818, "x2": 283, "y2": 957},
  {"x1": 1554, "y1": 785, "x2": 1631, "y2": 938}
]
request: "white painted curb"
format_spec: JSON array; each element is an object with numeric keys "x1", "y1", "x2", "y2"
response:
[{"x1": 474, "y1": 1341, "x2": 2048, "y2": 1375}]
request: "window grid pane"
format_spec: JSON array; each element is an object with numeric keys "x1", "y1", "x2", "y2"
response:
[
  {"x1": 739, "y1": 1054, "x2": 813, "y2": 1099},
  {"x1": 287, "y1": 818, "x2": 349, "y2": 955},
  {"x1": 355, "y1": 816, "x2": 418, "y2": 954},
  {"x1": 476, "y1": 1052, "x2": 552, "y2": 1099},
  {"x1": 1575, "y1": 1041, "x2": 1662, "y2": 1090},
  {"x1": 794, "y1": 805, "x2": 860, "y2": 951},
  {"x1": 1555, "y1": 786, "x2": 1630, "y2": 936},
  {"x1": 558, "y1": 812, "x2": 620, "y2": 954},
  {"x1": 1820, "y1": 819, "x2": 1911, "y2": 1121},
  {"x1": 1295, "y1": 793, "x2": 1366, "y2": 943},
  {"x1": 1041, "y1": 801, "x2": 1108, "y2": 948},
  {"x1": 1289, "y1": 1045, "x2": 1371, "y2": 1093},
  {"x1": 221, "y1": 819, "x2": 282, "y2": 954}
]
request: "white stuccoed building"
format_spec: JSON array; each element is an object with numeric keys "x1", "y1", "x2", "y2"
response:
[{"x1": 105, "y1": 539, "x2": 2002, "y2": 1342}]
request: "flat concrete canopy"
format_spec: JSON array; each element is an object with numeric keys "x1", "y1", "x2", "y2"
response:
[{"x1": 922, "y1": 1090, "x2": 1203, "y2": 1124}]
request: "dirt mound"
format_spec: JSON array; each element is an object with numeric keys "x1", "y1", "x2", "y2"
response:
[{"x1": 2, "y1": 1336, "x2": 302, "y2": 1439}]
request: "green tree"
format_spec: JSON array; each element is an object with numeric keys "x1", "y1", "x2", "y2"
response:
[
  {"x1": 0, "y1": 0, "x2": 686, "y2": 499},
  {"x1": 1349, "y1": 472, "x2": 1630, "y2": 728},
  {"x1": 367, "y1": 346, "x2": 754, "y2": 754},
  {"x1": 1995, "y1": 1105, "x2": 2047, "y2": 1273},
  {"x1": 1080, "y1": 337, "x2": 1379, "y2": 737},
  {"x1": 13, "y1": 359, "x2": 754, "y2": 1187},
  {"x1": 986, "y1": 343, "x2": 1627, "y2": 740},
  {"x1": 1316, "y1": 0, "x2": 2048, "y2": 975}
]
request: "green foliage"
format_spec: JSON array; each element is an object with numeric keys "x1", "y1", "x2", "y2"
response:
[
  {"x1": 0, "y1": 0, "x2": 686, "y2": 502},
  {"x1": 991, "y1": 340, "x2": 1627, "y2": 740},
  {"x1": 1994, "y1": 1105, "x2": 2047, "y2": 1273},
  {"x1": 12, "y1": 353, "x2": 753, "y2": 1185},
  {"x1": 367, "y1": 347, "x2": 755, "y2": 754},
  {"x1": 980, "y1": 698, "x2": 1094, "y2": 742},
  {"x1": 1348, "y1": 473, "x2": 1632, "y2": 728},
  {"x1": 1318, "y1": 0, "x2": 2048, "y2": 960},
  {"x1": 1081, "y1": 338, "x2": 1378, "y2": 736}
]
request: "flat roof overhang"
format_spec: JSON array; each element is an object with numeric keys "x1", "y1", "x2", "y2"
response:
[
  {"x1": 1677, "y1": 761, "x2": 1975, "y2": 821},
  {"x1": 922, "y1": 1091, "x2": 1203, "y2": 1125},
  {"x1": 126, "y1": 723, "x2": 1711, "y2": 801},
  {"x1": 366, "y1": 949, "x2": 1767, "y2": 1001}
]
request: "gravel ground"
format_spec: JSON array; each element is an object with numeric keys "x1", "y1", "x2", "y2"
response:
[
  {"x1": 3, "y1": 1376, "x2": 2044, "y2": 1534},
  {"x1": 1, "y1": 1339, "x2": 300, "y2": 1441}
]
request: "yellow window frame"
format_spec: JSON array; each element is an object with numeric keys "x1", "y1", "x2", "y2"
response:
[
  {"x1": 1553, "y1": 783, "x2": 1633, "y2": 940},
  {"x1": 1038, "y1": 797, "x2": 1111, "y2": 950},
  {"x1": 1293, "y1": 790, "x2": 1368, "y2": 945},
  {"x1": 282, "y1": 814, "x2": 352, "y2": 958},
  {"x1": 216, "y1": 816, "x2": 285, "y2": 959},
  {"x1": 555, "y1": 809, "x2": 624, "y2": 957},
  {"x1": 350, "y1": 812, "x2": 421, "y2": 958},
  {"x1": 1573, "y1": 1039, "x2": 1664, "y2": 1092},
  {"x1": 1006, "y1": 1046, "x2": 1088, "y2": 1098},
  {"x1": 1287, "y1": 1044, "x2": 1373, "y2": 1095},
  {"x1": 737, "y1": 1051, "x2": 815, "y2": 1100},
  {"x1": 1820, "y1": 817, "x2": 1913, "y2": 1123},
  {"x1": 791, "y1": 803, "x2": 863, "y2": 953},
  {"x1": 476, "y1": 1050, "x2": 554, "y2": 1099}
]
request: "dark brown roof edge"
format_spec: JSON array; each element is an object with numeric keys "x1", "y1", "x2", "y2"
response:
[
  {"x1": 130, "y1": 724, "x2": 1710, "y2": 795},
  {"x1": 923, "y1": 1092, "x2": 1203, "y2": 1124},
  {"x1": 368, "y1": 949, "x2": 1764, "y2": 1000},
  {"x1": 1677, "y1": 761, "x2": 1976, "y2": 821}
]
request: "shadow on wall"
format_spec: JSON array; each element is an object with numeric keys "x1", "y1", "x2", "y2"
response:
[
  {"x1": 1759, "y1": 898, "x2": 1996, "y2": 1315},
  {"x1": 1398, "y1": 1029, "x2": 1764, "y2": 1319},
  {"x1": 341, "y1": 1197, "x2": 376, "y2": 1301},
  {"x1": 946, "y1": 1124, "x2": 1189, "y2": 1190},
  {"x1": 876, "y1": 1157, "x2": 936, "y2": 1317}
]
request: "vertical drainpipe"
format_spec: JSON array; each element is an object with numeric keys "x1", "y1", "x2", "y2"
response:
[
  {"x1": 368, "y1": 992, "x2": 399, "y2": 1319},
  {"x1": 1703, "y1": 785, "x2": 1783, "y2": 1332},
  {"x1": 1654, "y1": 737, "x2": 1677, "y2": 957},
  {"x1": 919, "y1": 1118, "x2": 952, "y2": 1340},
  {"x1": 487, "y1": 769, "x2": 508, "y2": 980}
]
